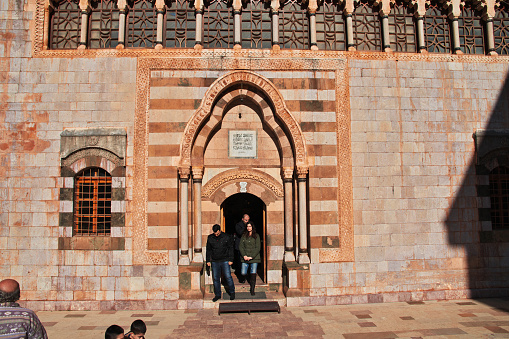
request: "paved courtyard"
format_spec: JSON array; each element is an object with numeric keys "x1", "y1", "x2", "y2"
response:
[{"x1": 37, "y1": 298, "x2": 509, "y2": 338}]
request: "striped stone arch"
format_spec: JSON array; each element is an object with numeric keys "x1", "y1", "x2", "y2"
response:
[{"x1": 179, "y1": 70, "x2": 308, "y2": 170}]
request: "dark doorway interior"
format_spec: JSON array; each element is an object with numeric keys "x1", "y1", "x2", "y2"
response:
[{"x1": 221, "y1": 193, "x2": 266, "y2": 282}]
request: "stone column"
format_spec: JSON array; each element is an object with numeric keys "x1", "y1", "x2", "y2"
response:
[
  {"x1": 78, "y1": 0, "x2": 90, "y2": 49},
  {"x1": 271, "y1": 0, "x2": 280, "y2": 49},
  {"x1": 449, "y1": 0, "x2": 461, "y2": 53},
  {"x1": 233, "y1": 0, "x2": 242, "y2": 48},
  {"x1": 283, "y1": 168, "x2": 295, "y2": 262},
  {"x1": 155, "y1": 0, "x2": 165, "y2": 49},
  {"x1": 380, "y1": 0, "x2": 391, "y2": 51},
  {"x1": 485, "y1": 0, "x2": 496, "y2": 54},
  {"x1": 297, "y1": 167, "x2": 310, "y2": 264},
  {"x1": 308, "y1": 0, "x2": 318, "y2": 50},
  {"x1": 192, "y1": 167, "x2": 203, "y2": 263},
  {"x1": 117, "y1": 0, "x2": 127, "y2": 48},
  {"x1": 179, "y1": 167, "x2": 191, "y2": 265},
  {"x1": 345, "y1": 0, "x2": 355, "y2": 51},
  {"x1": 44, "y1": 1, "x2": 53, "y2": 50},
  {"x1": 416, "y1": 16, "x2": 425, "y2": 51},
  {"x1": 414, "y1": 0, "x2": 426, "y2": 52},
  {"x1": 195, "y1": 0, "x2": 204, "y2": 48}
]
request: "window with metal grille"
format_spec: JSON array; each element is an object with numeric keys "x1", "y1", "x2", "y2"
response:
[
  {"x1": 49, "y1": 0, "x2": 81, "y2": 49},
  {"x1": 316, "y1": 0, "x2": 346, "y2": 51},
  {"x1": 494, "y1": 2, "x2": 509, "y2": 55},
  {"x1": 241, "y1": 0, "x2": 272, "y2": 49},
  {"x1": 388, "y1": 0, "x2": 416, "y2": 52},
  {"x1": 165, "y1": 0, "x2": 196, "y2": 48},
  {"x1": 74, "y1": 168, "x2": 112, "y2": 236},
  {"x1": 279, "y1": 0, "x2": 309, "y2": 49},
  {"x1": 352, "y1": 0, "x2": 382, "y2": 51},
  {"x1": 127, "y1": 0, "x2": 157, "y2": 48},
  {"x1": 424, "y1": 2, "x2": 450, "y2": 53},
  {"x1": 89, "y1": 0, "x2": 119, "y2": 49},
  {"x1": 489, "y1": 166, "x2": 509, "y2": 230},
  {"x1": 458, "y1": 4, "x2": 485, "y2": 54},
  {"x1": 203, "y1": 0, "x2": 233, "y2": 48}
]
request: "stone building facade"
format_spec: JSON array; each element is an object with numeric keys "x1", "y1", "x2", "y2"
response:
[{"x1": 0, "y1": 0, "x2": 508, "y2": 310}]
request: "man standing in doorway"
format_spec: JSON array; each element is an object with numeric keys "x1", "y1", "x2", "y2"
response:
[
  {"x1": 234, "y1": 214, "x2": 250, "y2": 283},
  {"x1": 206, "y1": 224, "x2": 235, "y2": 302}
]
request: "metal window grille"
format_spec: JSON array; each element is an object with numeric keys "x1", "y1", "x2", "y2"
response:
[
  {"x1": 127, "y1": 0, "x2": 157, "y2": 48},
  {"x1": 352, "y1": 0, "x2": 382, "y2": 51},
  {"x1": 388, "y1": 1, "x2": 416, "y2": 52},
  {"x1": 458, "y1": 5, "x2": 485, "y2": 54},
  {"x1": 89, "y1": 0, "x2": 119, "y2": 49},
  {"x1": 279, "y1": 0, "x2": 309, "y2": 49},
  {"x1": 424, "y1": 3, "x2": 450, "y2": 53},
  {"x1": 49, "y1": 0, "x2": 81, "y2": 49},
  {"x1": 494, "y1": 2, "x2": 509, "y2": 55},
  {"x1": 74, "y1": 168, "x2": 112, "y2": 236},
  {"x1": 203, "y1": 0, "x2": 233, "y2": 48},
  {"x1": 490, "y1": 167, "x2": 509, "y2": 230},
  {"x1": 241, "y1": 0, "x2": 272, "y2": 49},
  {"x1": 316, "y1": 0, "x2": 346, "y2": 51},
  {"x1": 165, "y1": 0, "x2": 196, "y2": 48}
]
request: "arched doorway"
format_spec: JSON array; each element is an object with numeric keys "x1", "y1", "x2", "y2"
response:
[{"x1": 221, "y1": 193, "x2": 266, "y2": 283}]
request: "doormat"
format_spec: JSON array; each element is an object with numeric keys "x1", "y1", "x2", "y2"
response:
[{"x1": 234, "y1": 292, "x2": 267, "y2": 299}]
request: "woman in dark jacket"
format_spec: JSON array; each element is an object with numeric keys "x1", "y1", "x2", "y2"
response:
[{"x1": 239, "y1": 222, "x2": 261, "y2": 295}]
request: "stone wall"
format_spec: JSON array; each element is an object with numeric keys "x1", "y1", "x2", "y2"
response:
[{"x1": 0, "y1": 0, "x2": 508, "y2": 310}]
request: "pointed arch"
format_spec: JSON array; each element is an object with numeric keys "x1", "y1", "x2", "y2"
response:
[{"x1": 179, "y1": 70, "x2": 308, "y2": 170}]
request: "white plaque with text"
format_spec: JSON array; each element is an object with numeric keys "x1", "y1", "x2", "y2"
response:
[{"x1": 229, "y1": 130, "x2": 257, "y2": 158}]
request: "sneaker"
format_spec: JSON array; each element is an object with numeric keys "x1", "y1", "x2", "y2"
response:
[
  {"x1": 230, "y1": 293, "x2": 235, "y2": 301},
  {"x1": 212, "y1": 296, "x2": 220, "y2": 302}
]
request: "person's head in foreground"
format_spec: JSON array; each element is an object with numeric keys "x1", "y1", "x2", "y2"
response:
[
  {"x1": 105, "y1": 324, "x2": 124, "y2": 339},
  {"x1": 127, "y1": 319, "x2": 146, "y2": 339}
]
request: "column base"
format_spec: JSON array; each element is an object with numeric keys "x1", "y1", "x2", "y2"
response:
[
  {"x1": 192, "y1": 252, "x2": 204, "y2": 263},
  {"x1": 298, "y1": 252, "x2": 310, "y2": 264},
  {"x1": 178, "y1": 255, "x2": 191, "y2": 266},
  {"x1": 283, "y1": 261, "x2": 310, "y2": 297},
  {"x1": 178, "y1": 263, "x2": 205, "y2": 299},
  {"x1": 284, "y1": 251, "x2": 296, "y2": 262}
]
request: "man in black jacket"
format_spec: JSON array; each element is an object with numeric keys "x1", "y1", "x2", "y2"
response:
[{"x1": 206, "y1": 224, "x2": 235, "y2": 302}]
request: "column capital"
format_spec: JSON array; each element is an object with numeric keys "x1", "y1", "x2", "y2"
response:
[
  {"x1": 179, "y1": 166, "x2": 191, "y2": 179},
  {"x1": 344, "y1": 0, "x2": 355, "y2": 15},
  {"x1": 192, "y1": 166, "x2": 203, "y2": 180},
  {"x1": 378, "y1": 0, "x2": 391, "y2": 16},
  {"x1": 155, "y1": 0, "x2": 166, "y2": 10},
  {"x1": 195, "y1": 0, "x2": 204, "y2": 11},
  {"x1": 233, "y1": 0, "x2": 243, "y2": 11},
  {"x1": 296, "y1": 166, "x2": 308, "y2": 179},
  {"x1": 270, "y1": 0, "x2": 280, "y2": 12},
  {"x1": 411, "y1": 0, "x2": 427, "y2": 17},
  {"x1": 282, "y1": 167, "x2": 294, "y2": 181},
  {"x1": 485, "y1": 0, "x2": 496, "y2": 19},
  {"x1": 308, "y1": 0, "x2": 318, "y2": 13},
  {"x1": 117, "y1": 0, "x2": 128, "y2": 10},
  {"x1": 445, "y1": 0, "x2": 461, "y2": 19},
  {"x1": 79, "y1": 0, "x2": 90, "y2": 11}
]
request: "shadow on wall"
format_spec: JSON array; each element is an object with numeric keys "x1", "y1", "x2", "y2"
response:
[{"x1": 445, "y1": 69, "x2": 509, "y2": 310}]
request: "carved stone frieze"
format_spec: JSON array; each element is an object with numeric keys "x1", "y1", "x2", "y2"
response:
[{"x1": 202, "y1": 169, "x2": 284, "y2": 198}]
